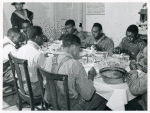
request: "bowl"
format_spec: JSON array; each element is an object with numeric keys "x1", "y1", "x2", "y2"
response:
[{"x1": 99, "y1": 67, "x2": 127, "y2": 84}]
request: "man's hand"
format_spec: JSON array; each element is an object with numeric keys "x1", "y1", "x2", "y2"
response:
[
  {"x1": 113, "y1": 47, "x2": 121, "y2": 54},
  {"x1": 137, "y1": 59, "x2": 147, "y2": 73},
  {"x1": 91, "y1": 45, "x2": 97, "y2": 51},
  {"x1": 128, "y1": 70, "x2": 138, "y2": 79},
  {"x1": 129, "y1": 60, "x2": 137, "y2": 70},
  {"x1": 88, "y1": 67, "x2": 97, "y2": 81},
  {"x1": 43, "y1": 52, "x2": 49, "y2": 58}
]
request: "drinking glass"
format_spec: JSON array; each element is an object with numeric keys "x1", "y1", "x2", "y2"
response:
[{"x1": 82, "y1": 57, "x2": 88, "y2": 65}]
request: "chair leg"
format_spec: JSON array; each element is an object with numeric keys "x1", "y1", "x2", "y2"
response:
[
  {"x1": 41, "y1": 101, "x2": 43, "y2": 110},
  {"x1": 18, "y1": 96, "x2": 23, "y2": 111},
  {"x1": 30, "y1": 103, "x2": 35, "y2": 110}
]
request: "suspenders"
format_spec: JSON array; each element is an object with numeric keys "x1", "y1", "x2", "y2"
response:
[{"x1": 51, "y1": 54, "x2": 72, "y2": 74}]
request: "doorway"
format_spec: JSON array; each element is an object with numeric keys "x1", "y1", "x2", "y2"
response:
[{"x1": 54, "y1": 2, "x2": 84, "y2": 39}]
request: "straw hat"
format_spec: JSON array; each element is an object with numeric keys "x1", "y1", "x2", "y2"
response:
[{"x1": 11, "y1": 2, "x2": 25, "y2": 5}]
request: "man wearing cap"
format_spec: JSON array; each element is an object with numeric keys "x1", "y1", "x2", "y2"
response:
[{"x1": 11, "y1": 2, "x2": 33, "y2": 29}]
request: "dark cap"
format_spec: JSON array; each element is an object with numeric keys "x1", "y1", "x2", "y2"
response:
[{"x1": 11, "y1": 2, "x2": 25, "y2": 5}]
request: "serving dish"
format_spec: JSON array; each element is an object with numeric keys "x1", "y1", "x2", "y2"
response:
[{"x1": 99, "y1": 67, "x2": 127, "y2": 84}]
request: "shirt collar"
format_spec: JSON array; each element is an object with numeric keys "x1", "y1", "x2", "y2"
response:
[
  {"x1": 94, "y1": 33, "x2": 106, "y2": 44},
  {"x1": 126, "y1": 36, "x2": 141, "y2": 44},
  {"x1": 3, "y1": 36, "x2": 16, "y2": 46},
  {"x1": 27, "y1": 40, "x2": 41, "y2": 50}
]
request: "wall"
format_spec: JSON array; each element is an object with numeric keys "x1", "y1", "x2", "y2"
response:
[
  {"x1": 85, "y1": 3, "x2": 144, "y2": 47},
  {"x1": 3, "y1": 2, "x2": 83, "y2": 40},
  {"x1": 3, "y1": 3, "x2": 55, "y2": 39},
  {"x1": 54, "y1": 3, "x2": 83, "y2": 39}
]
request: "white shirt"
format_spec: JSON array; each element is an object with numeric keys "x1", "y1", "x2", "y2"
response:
[
  {"x1": 3, "y1": 36, "x2": 17, "y2": 63},
  {"x1": 17, "y1": 40, "x2": 46, "y2": 82}
]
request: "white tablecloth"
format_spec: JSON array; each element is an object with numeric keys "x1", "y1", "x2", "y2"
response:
[{"x1": 94, "y1": 77, "x2": 136, "y2": 111}]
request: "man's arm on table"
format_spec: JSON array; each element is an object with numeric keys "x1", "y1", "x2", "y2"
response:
[
  {"x1": 126, "y1": 71, "x2": 147, "y2": 96},
  {"x1": 113, "y1": 37, "x2": 125, "y2": 54}
]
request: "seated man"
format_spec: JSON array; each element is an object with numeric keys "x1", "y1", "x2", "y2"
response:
[
  {"x1": 60, "y1": 19, "x2": 86, "y2": 41},
  {"x1": 3, "y1": 28, "x2": 21, "y2": 82},
  {"x1": 44, "y1": 34, "x2": 107, "y2": 110},
  {"x1": 130, "y1": 46, "x2": 147, "y2": 73},
  {"x1": 17, "y1": 26, "x2": 47, "y2": 97},
  {"x1": 125, "y1": 46, "x2": 147, "y2": 110},
  {"x1": 126, "y1": 71, "x2": 147, "y2": 110},
  {"x1": 113, "y1": 24, "x2": 146, "y2": 60},
  {"x1": 91, "y1": 23, "x2": 114, "y2": 55}
]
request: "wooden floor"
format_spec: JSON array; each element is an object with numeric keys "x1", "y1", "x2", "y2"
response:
[
  {"x1": 3, "y1": 86, "x2": 41, "y2": 111},
  {"x1": 3, "y1": 94, "x2": 32, "y2": 111}
]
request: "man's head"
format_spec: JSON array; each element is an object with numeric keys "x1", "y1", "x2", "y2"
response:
[
  {"x1": 65, "y1": 19, "x2": 75, "y2": 34},
  {"x1": 27, "y1": 26, "x2": 44, "y2": 46},
  {"x1": 7, "y1": 28, "x2": 21, "y2": 45},
  {"x1": 21, "y1": 20, "x2": 31, "y2": 33},
  {"x1": 126, "y1": 24, "x2": 139, "y2": 42},
  {"x1": 12, "y1": 2, "x2": 25, "y2": 11},
  {"x1": 62, "y1": 34, "x2": 81, "y2": 59},
  {"x1": 92, "y1": 23, "x2": 103, "y2": 40}
]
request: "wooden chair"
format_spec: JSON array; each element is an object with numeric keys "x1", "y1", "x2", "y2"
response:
[
  {"x1": 3, "y1": 80, "x2": 17, "y2": 97},
  {"x1": 3, "y1": 61, "x2": 17, "y2": 97},
  {"x1": 8, "y1": 53, "x2": 44, "y2": 110},
  {"x1": 37, "y1": 68, "x2": 70, "y2": 110}
]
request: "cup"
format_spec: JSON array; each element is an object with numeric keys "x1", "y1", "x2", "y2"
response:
[
  {"x1": 82, "y1": 57, "x2": 88, "y2": 65},
  {"x1": 88, "y1": 57, "x2": 94, "y2": 63}
]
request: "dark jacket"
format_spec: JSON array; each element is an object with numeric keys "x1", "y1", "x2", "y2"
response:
[{"x1": 11, "y1": 9, "x2": 33, "y2": 29}]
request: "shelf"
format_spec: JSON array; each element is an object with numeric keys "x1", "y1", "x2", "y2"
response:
[
  {"x1": 139, "y1": 30, "x2": 147, "y2": 35},
  {"x1": 138, "y1": 12, "x2": 147, "y2": 15}
]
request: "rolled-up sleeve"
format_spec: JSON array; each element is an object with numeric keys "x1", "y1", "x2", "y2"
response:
[
  {"x1": 72, "y1": 61, "x2": 95, "y2": 101},
  {"x1": 126, "y1": 74, "x2": 147, "y2": 96}
]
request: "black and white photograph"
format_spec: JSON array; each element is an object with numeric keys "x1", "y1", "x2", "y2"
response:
[{"x1": 2, "y1": 0, "x2": 148, "y2": 111}]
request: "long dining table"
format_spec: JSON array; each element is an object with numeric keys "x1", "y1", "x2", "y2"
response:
[{"x1": 42, "y1": 40, "x2": 136, "y2": 111}]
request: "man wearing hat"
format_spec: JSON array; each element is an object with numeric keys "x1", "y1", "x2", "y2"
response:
[{"x1": 11, "y1": 2, "x2": 33, "y2": 29}]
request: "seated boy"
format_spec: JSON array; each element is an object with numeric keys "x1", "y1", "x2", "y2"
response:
[
  {"x1": 3, "y1": 28, "x2": 21, "y2": 82},
  {"x1": 20, "y1": 20, "x2": 31, "y2": 43}
]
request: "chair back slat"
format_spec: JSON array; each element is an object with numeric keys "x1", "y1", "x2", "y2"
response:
[
  {"x1": 38, "y1": 68, "x2": 70, "y2": 110},
  {"x1": 8, "y1": 55, "x2": 19, "y2": 93},
  {"x1": 37, "y1": 69, "x2": 44, "y2": 99},
  {"x1": 14, "y1": 63, "x2": 26, "y2": 94},
  {"x1": 8, "y1": 53, "x2": 34, "y2": 102},
  {"x1": 63, "y1": 77, "x2": 70, "y2": 110}
]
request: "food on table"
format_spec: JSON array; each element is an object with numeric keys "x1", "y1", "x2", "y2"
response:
[{"x1": 106, "y1": 55, "x2": 129, "y2": 69}]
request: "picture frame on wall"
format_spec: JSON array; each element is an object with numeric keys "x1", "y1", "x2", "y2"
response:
[{"x1": 86, "y1": 3, "x2": 105, "y2": 15}]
